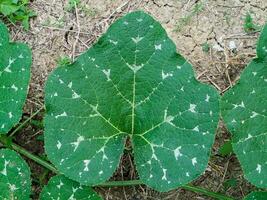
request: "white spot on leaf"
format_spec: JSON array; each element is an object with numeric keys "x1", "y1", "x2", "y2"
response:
[
  {"x1": 56, "y1": 180, "x2": 64, "y2": 189},
  {"x1": 9, "y1": 184, "x2": 18, "y2": 192},
  {"x1": 83, "y1": 160, "x2": 90, "y2": 171},
  {"x1": 126, "y1": 63, "x2": 144, "y2": 73},
  {"x1": 131, "y1": 36, "x2": 143, "y2": 44},
  {"x1": 174, "y1": 146, "x2": 182, "y2": 160},
  {"x1": 155, "y1": 44, "x2": 162, "y2": 50},
  {"x1": 102, "y1": 69, "x2": 111, "y2": 81},
  {"x1": 109, "y1": 40, "x2": 118, "y2": 45},
  {"x1": 8, "y1": 112, "x2": 13, "y2": 119},
  {"x1": 72, "y1": 91, "x2": 80, "y2": 99},
  {"x1": 11, "y1": 84, "x2": 18, "y2": 91},
  {"x1": 71, "y1": 136, "x2": 85, "y2": 152},
  {"x1": 189, "y1": 104, "x2": 196, "y2": 113},
  {"x1": 233, "y1": 101, "x2": 245, "y2": 109},
  {"x1": 68, "y1": 82, "x2": 73, "y2": 88},
  {"x1": 256, "y1": 164, "x2": 262, "y2": 174},
  {"x1": 1, "y1": 160, "x2": 10, "y2": 176},
  {"x1": 192, "y1": 157, "x2": 197, "y2": 166},
  {"x1": 250, "y1": 111, "x2": 258, "y2": 118},
  {"x1": 162, "y1": 70, "x2": 173, "y2": 80},
  {"x1": 55, "y1": 112, "x2": 67, "y2": 119},
  {"x1": 205, "y1": 94, "x2": 210, "y2": 102},
  {"x1": 162, "y1": 168, "x2": 167, "y2": 180},
  {"x1": 56, "y1": 141, "x2": 62, "y2": 149},
  {"x1": 164, "y1": 109, "x2": 174, "y2": 124},
  {"x1": 193, "y1": 126, "x2": 199, "y2": 132}
]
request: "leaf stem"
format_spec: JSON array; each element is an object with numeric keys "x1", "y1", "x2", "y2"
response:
[
  {"x1": 97, "y1": 180, "x2": 233, "y2": 200},
  {"x1": 9, "y1": 105, "x2": 45, "y2": 137},
  {"x1": 181, "y1": 185, "x2": 234, "y2": 200},
  {"x1": 0, "y1": 134, "x2": 58, "y2": 174},
  {"x1": 97, "y1": 179, "x2": 143, "y2": 187}
]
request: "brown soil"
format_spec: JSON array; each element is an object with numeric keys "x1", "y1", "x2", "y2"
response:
[{"x1": 4, "y1": 0, "x2": 267, "y2": 199}]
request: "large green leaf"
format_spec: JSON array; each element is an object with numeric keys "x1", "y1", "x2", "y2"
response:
[
  {"x1": 257, "y1": 24, "x2": 267, "y2": 60},
  {"x1": 221, "y1": 24, "x2": 267, "y2": 188},
  {"x1": 244, "y1": 191, "x2": 267, "y2": 200},
  {"x1": 0, "y1": 22, "x2": 31, "y2": 134},
  {"x1": 44, "y1": 11, "x2": 219, "y2": 191},
  {"x1": 0, "y1": 149, "x2": 31, "y2": 200},
  {"x1": 40, "y1": 175, "x2": 102, "y2": 200}
]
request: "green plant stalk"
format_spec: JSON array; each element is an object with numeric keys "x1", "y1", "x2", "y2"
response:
[
  {"x1": 0, "y1": 134, "x2": 58, "y2": 174},
  {"x1": 181, "y1": 185, "x2": 234, "y2": 200},
  {"x1": 0, "y1": 135, "x2": 234, "y2": 200},
  {"x1": 97, "y1": 180, "x2": 234, "y2": 200},
  {"x1": 9, "y1": 105, "x2": 45, "y2": 137}
]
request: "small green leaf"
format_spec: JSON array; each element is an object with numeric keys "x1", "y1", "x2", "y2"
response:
[
  {"x1": 30, "y1": 119, "x2": 44, "y2": 129},
  {"x1": 219, "y1": 140, "x2": 233, "y2": 156},
  {"x1": 44, "y1": 11, "x2": 219, "y2": 192},
  {"x1": 0, "y1": 0, "x2": 35, "y2": 30},
  {"x1": 0, "y1": 22, "x2": 31, "y2": 134},
  {"x1": 40, "y1": 175, "x2": 102, "y2": 200},
  {"x1": 221, "y1": 24, "x2": 267, "y2": 188},
  {"x1": 0, "y1": 149, "x2": 31, "y2": 200},
  {"x1": 223, "y1": 178, "x2": 237, "y2": 190},
  {"x1": 201, "y1": 42, "x2": 210, "y2": 53},
  {"x1": 0, "y1": 2, "x2": 20, "y2": 16},
  {"x1": 36, "y1": 134, "x2": 44, "y2": 141},
  {"x1": 21, "y1": 16, "x2": 29, "y2": 30},
  {"x1": 66, "y1": 0, "x2": 80, "y2": 11},
  {"x1": 56, "y1": 55, "x2": 72, "y2": 67},
  {"x1": 244, "y1": 191, "x2": 267, "y2": 200},
  {"x1": 243, "y1": 12, "x2": 261, "y2": 33}
]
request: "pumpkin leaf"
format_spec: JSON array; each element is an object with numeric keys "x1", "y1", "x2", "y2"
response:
[
  {"x1": 0, "y1": 22, "x2": 31, "y2": 134},
  {"x1": 221, "y1": 24, "x2": 267, "y2": 188},
  {"x1": 40, "y1": 175, "x2": 102, "y2": 200},
  {"x1": 244, "y1": 191, "x2": 267, "y2": 200},
  {"x1": 257, "y1": 25, "x2": 267, "y2": 60},
  {"x1": 44, "y1": 11, "x2": 219, "y2": 192},
  {"x1": 0, "y1": 149, "x2": 31, "y2": 200}
]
